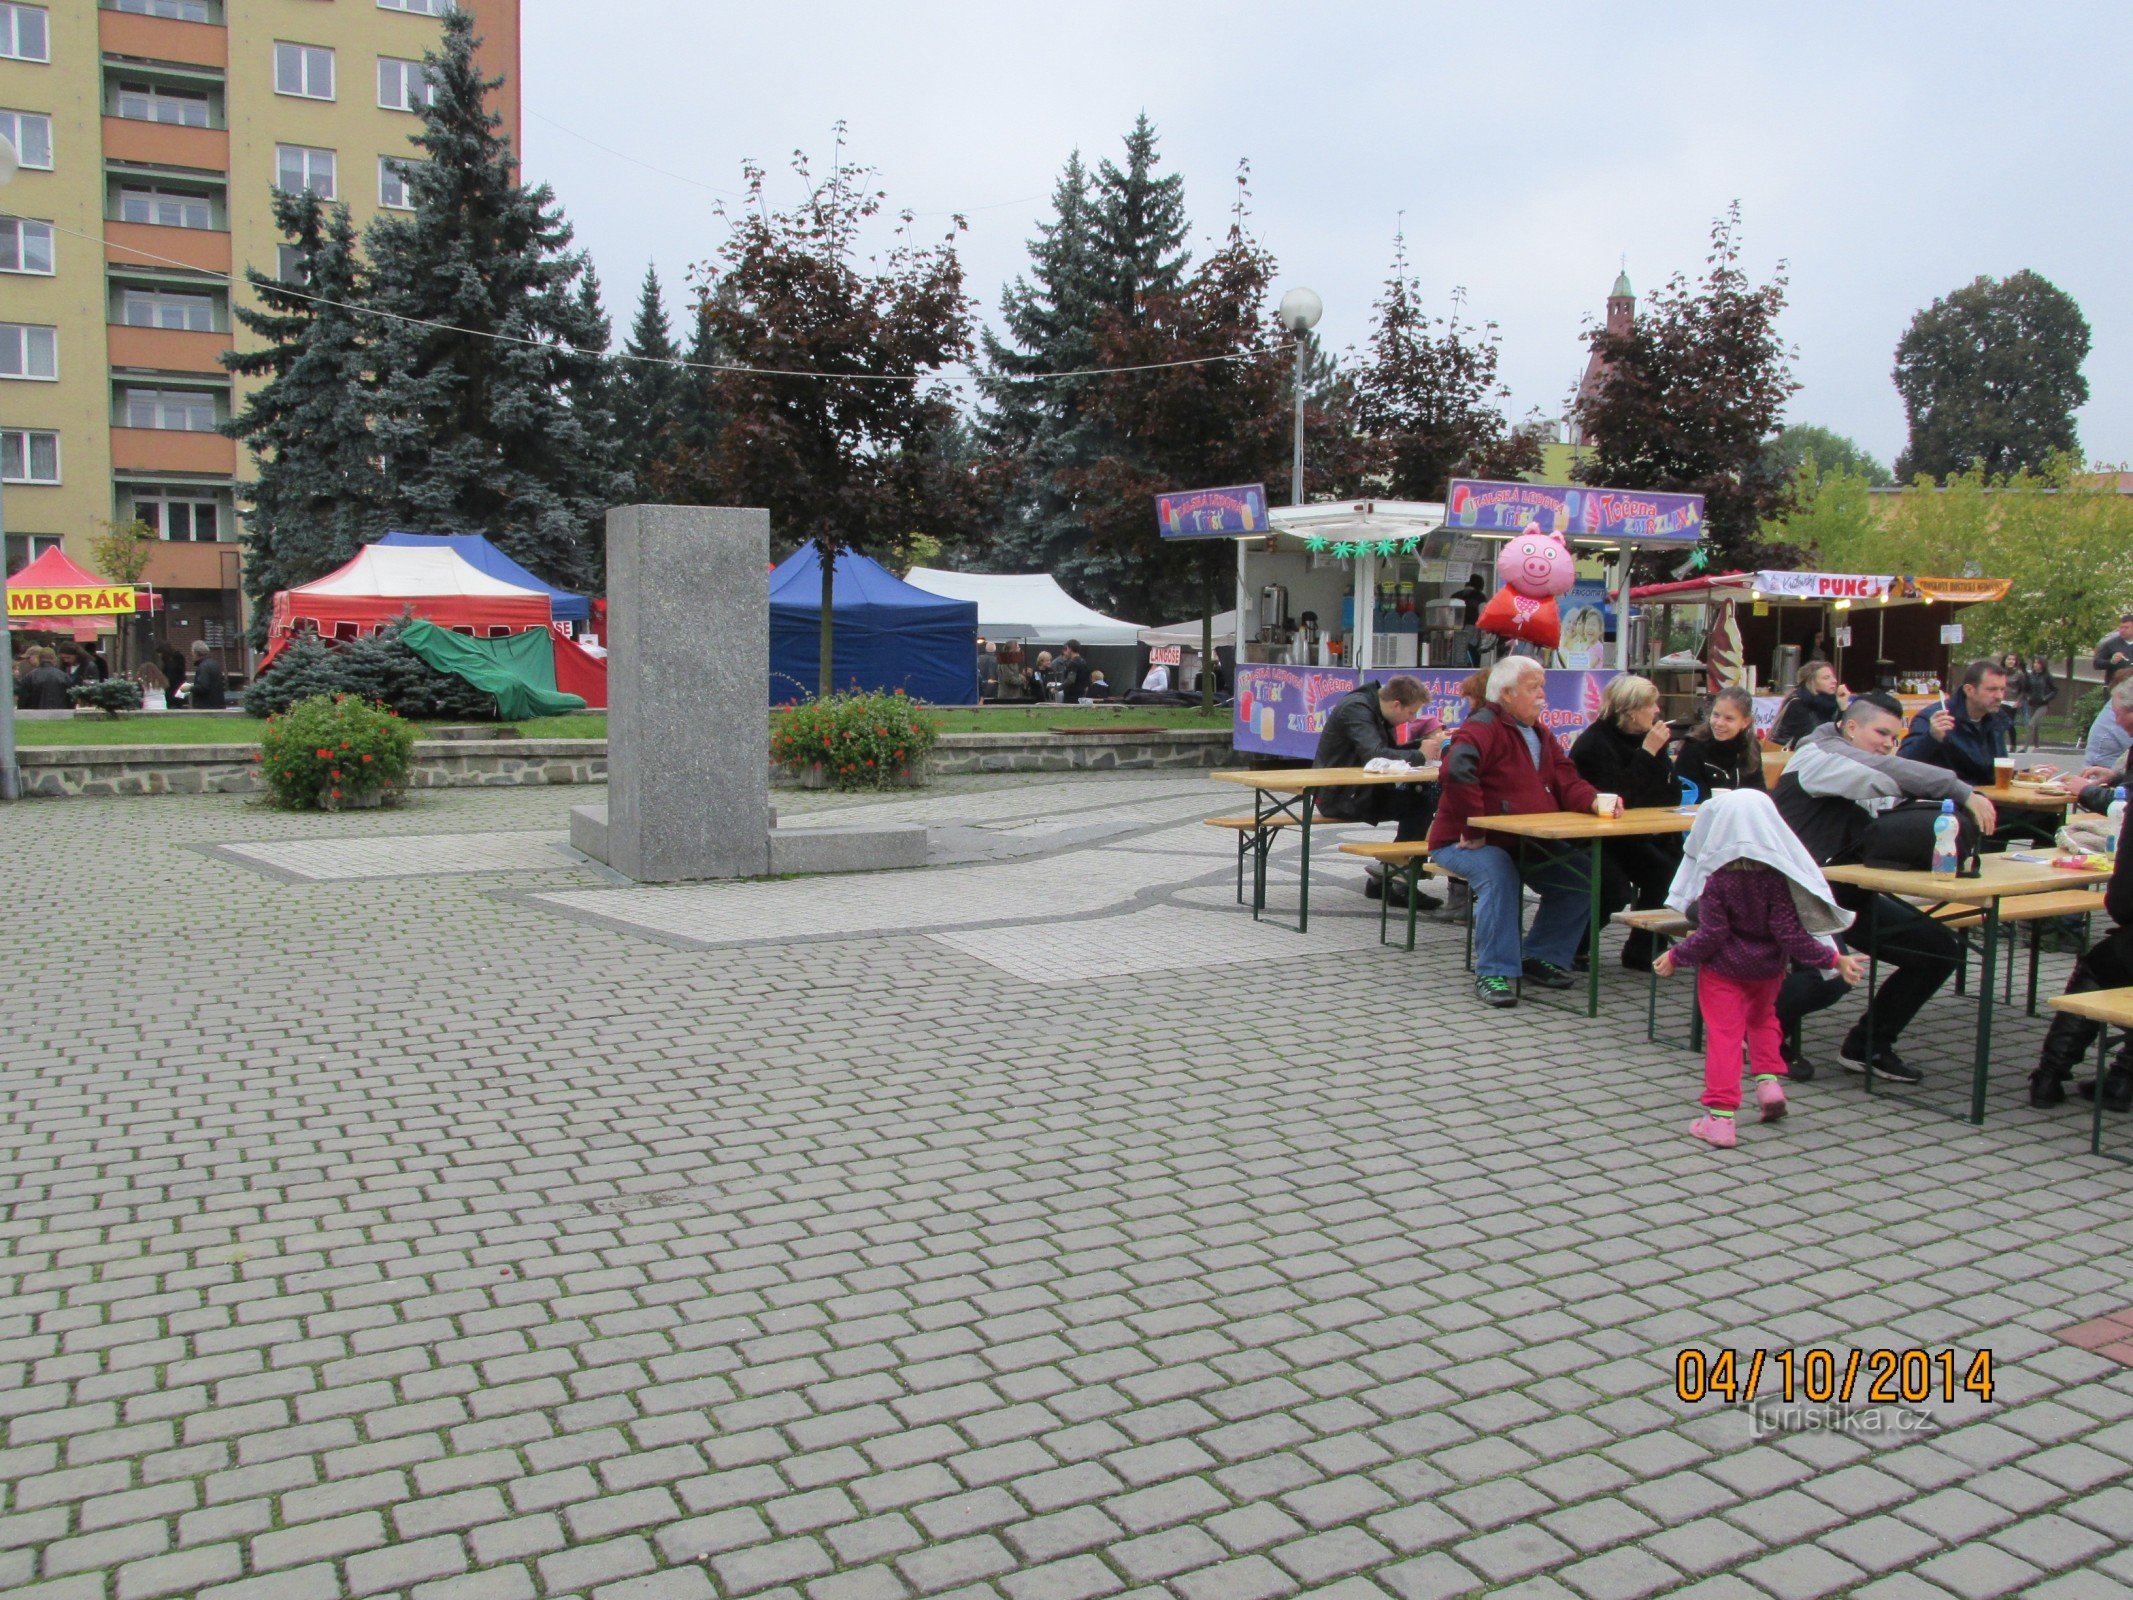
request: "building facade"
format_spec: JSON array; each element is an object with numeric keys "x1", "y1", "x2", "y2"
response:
[{"x1": 0, "y1": 0, "x2": 519, "y2": 670}]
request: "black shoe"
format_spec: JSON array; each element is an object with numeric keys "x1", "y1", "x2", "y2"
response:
[
  {"x1": 1838, "y1": 1042, "x2": 1923, "y2": 1085},
  {"x1": 1363, "y1": 871, "x2": 1438, "y2": 911},
  {"x1": 1781, "y1": 1033, "x2": 1816, "y2": 1084},
  {"x1": 1475, "y1": 975, "x2": 1517, "y2": 1009},
  {"x1": 2077, "y1": 1072, "x2": 2133, "y2": 1113},
  {"x1": 2030, "y1": 1070, "x2": 2068, "y2": 1108},
  {"x1": 1521, "y1": 957, "x2": 1577, "y2": 991}
]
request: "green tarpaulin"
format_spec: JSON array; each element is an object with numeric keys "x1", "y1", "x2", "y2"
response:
[{"x1": 399, "y1": 619, "x2": 587, "y2": 720}]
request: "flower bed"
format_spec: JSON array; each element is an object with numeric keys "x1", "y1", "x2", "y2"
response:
[
  {"x1": 258, "y1": 694, "x2": 418, "y2": 810},
  {"x1": 771, "y1": 690, "x2": 941, "y2": 790}
]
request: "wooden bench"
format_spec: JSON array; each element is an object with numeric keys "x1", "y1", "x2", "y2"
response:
[
  {"x1": 1614, "y1": 910, "x2": 1697, "y2": 1047},
  {"x1": 1204, "y1": 814, "x2": 1361, "y2": 904},
  {"x1": 2045, "y1": 986, "x2": 2133, "y2": 1159},
  {"x1": 1338, "y1": 840, "x2": 1432, "y2": 949},
  {"x1": 1924, "y1": 888, "x2": 2106, "y2": 1012}
]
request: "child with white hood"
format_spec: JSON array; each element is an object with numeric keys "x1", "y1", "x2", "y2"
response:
[{"x1": 1653, "y1": 789, "x2": 1869, "y2": 1147}]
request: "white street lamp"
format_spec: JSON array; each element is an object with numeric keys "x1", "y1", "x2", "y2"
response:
[{"x1": 1278, "y1": 288, "x2": 1322, "y2": 508}]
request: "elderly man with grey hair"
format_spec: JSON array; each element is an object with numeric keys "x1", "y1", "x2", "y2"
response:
[
  {"x1": 1427, "y1": 657, "x2": 1614, "y2": 1009},
  {"x1": 187, "y1": 640, "x2": 228, "y2": 710},
  {"x1": 2080, "y1": 676, "x2": 2133, "y2": 777}
]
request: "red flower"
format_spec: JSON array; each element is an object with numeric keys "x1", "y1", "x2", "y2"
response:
[
  {"x1": 330, "y1": 770, "x2": 341, "y2": 780},
  {"x1": 865, "y1": 759, "x2": 875, "y2": 767},
  {"x1": 330, "y1": 789, "x2": 342, "y2": 799},
  {"x1": 316, "y1": 748, "x2": 332, "y2": 758},
  {"x1": 361, "y1": 753, "x2": 373, "y2": 764}
]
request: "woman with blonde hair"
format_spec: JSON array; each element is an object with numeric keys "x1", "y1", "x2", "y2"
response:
[{"x1": 1569, "y1": 673, "x2": 1682, "y2": 969}]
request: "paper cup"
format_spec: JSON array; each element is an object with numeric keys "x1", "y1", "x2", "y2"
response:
[{"x1": 1596, "y1": 793, "x2": 1624, "y2": 818}]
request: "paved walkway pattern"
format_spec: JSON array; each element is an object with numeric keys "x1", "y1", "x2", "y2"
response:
[{"x1": 3, "y1": 773, "x2": 2132, "y2": 1600}]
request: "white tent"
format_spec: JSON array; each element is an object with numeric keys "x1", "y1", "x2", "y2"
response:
[
  {"x1": 902, "y1": 568, "x2": 1143, "y2": 646},
  {"x1": 296, "y1": 545, "x2": 548, "y2": 600},
  {"x1": 1139, "y1": 610, "x2": 1238, "y2": 649}
]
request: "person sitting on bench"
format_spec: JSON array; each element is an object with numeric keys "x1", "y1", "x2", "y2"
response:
[{"x1": 1312, "y1": 675, "x2": 1443, "y2": 906}]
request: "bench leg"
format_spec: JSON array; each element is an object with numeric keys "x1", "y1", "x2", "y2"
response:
[{"x1": 1404, "y1": 858, "x2": 1421, "y2": 953}]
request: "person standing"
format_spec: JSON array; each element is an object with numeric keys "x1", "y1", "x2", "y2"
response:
[
  {"x1": 16, "y1": 648, "x2": 72, "y2": 710},
  {"x1": 2095, "y1": 614, "x2": 2133, "y2": 676},
  {"x1": 189, "y1": 641, "x2": 228, "y2": 709},
  {"x1": 1653, "y1": 790, "x2": 1868, "y2": 1147},
  {"x1": 1427, "y1": 657, "x2": 1610, "y2": 1009},
  {"x1": 2020, "y1": 653, "x2": 2057, "y2": 751},
  {"x1": 1055, "y1": 640, "x2": 1093, "y2": 703},
  {"x1": 160, "y1": 641, "x2": 189, "y2": 703}
]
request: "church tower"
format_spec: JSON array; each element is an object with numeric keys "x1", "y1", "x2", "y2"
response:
[{"x1": 1569, "y1": 268, "x2": 1634, "y2": 446}]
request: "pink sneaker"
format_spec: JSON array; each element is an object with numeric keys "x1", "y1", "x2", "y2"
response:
[
  {"x1": 1690, "y1": 1114, "x2": 1737, "y2": 1148},
  {"x1": 1756, "y1": 1079, "x2": 1788, "y2": 1122}
]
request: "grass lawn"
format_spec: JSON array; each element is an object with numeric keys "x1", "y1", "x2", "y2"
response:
[{"x1": 14, "y1": 704, "x2": 1232, "y2": 747}]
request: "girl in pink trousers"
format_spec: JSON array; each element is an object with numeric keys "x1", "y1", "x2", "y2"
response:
[{"x1": 1653, "y1": 790, "x2": 1868, "y2": 1147}]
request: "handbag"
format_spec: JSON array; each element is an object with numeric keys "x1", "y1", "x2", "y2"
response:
[{"x1": 1858, "y1": 798, "x2": 1983, "y2": 877}]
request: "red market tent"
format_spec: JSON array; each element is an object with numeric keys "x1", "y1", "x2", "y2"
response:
[
  {"x1": 267, "y1": 544, "x2": 553, "y2": 646},
  {"x1": 5, "y1": 547, "x2": 160, "y2": 639},
  {"x1": 549, "y1": 624, "x2": 607, "y2": 709}
]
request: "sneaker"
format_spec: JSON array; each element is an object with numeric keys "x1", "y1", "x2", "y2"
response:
[
  {"x1": 1521, "y1": 957, "x2": 1577, "y2": 991},
  {"x1": 1475, "y1": 975, "x2": 1517, "y2": 1009},
  {"x1": 1690, "y1": 1114, "x2": 1738, "y2": 1148},
  {"x1": 1755, "y1": 1078, "x2": 1788, "y2": 1121},
  {"x1": 1780, "y1": 1032, "x2": 1816, "y2": 1084},
  {"x1": 1838, "y1": 1042, "x2": 1923, "y2": 1085}
]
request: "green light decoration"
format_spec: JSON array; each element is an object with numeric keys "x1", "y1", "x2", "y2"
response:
[
  {"x1": 1687, "y1": 547, "x2": 1710, "y2": 572},
  {"x1": 1304, "y1": 534, "x2": 1327, "y2": 553}
]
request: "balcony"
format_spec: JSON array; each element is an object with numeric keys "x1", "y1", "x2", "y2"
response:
[
  {"x1": 109, "y1": 427, "x2": 235, "y2": 474},
  {"x1": 101, "y1": 116, "x2": 227, "y2": 172},
  {"x1": 141, "y1": 540, "x2": 241, "y2": 593},
  {"x1": 105, "y1": 220, "x2": 230, "y2": 275},
  {"x1": 107, "y1": 323, "x2": 230, "y2": 374},
  {"x1": 100, "y1": 10, "x2": 227, "y2": 69}
]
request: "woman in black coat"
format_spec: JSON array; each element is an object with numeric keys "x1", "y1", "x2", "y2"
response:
[
  {"x1": 1672, "y1": 686, "x2": 1767, "y2": 799},
  {"x1": 1568, "y1": 673, "x2": 1681, "y2": 969},
  {"x1": 1770, "y1": 660, "x2": 1841, "y2": 748}
]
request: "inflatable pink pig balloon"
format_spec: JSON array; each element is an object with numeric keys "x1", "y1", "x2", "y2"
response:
[{"x1": 1476, "y1": 523, "x2": 1575, "y2": 650}]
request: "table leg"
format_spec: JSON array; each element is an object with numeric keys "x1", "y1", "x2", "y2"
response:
[
  {"x1": 1863, "y1": 895, "x2": 1881, "y2": 1096},
  {"x1": 1972, "y1": 898, "x2": 2000, "y2": 1126},
  {"x1": 1251, "y1": 791, "x2": 1270, "y2": 922},
  {"x1": 2095, "y1": 1030, "x2": 2110, "y2": 1158},
  {"x1": 1404, "y1": 858, "x2": 1420, "y2": 953},
  {"x1": 1585, "y1": 839, "x2": 1602, "y2": 1019},
  {"x1": 1298, "y1": 803, "x2": 1312, "y2": 935}
]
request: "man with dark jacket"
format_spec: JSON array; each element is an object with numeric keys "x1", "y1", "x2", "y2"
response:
[
  {"x1": 2095, "y1": 615, "x2": 2133, "y2": 675},
  {"x1": 1314, "y1": 675, "x2": 1443, "y2": 903},
  {"x1": 1426, "y1": 657, "x2": 1608, "y2": 1009},
  {"x1": 1898, "y1": 659, "x2": 2012, "y2": 786},
  {"x1": 2030, "y1": 804, "x2": 2133, "y2": 1108},
  {"x1": 189, "y1": 641, "x2": 228, "y2": 709},
  {"x1": 1056, "y1": 640, "x2": 1093, "y2": 703},
  {"x1": 1772, "y1": 695, "x2": 1998, "y2": 1084},
  {"x1": 16, "y1": 648, "x2": 72, "y2": 710}
]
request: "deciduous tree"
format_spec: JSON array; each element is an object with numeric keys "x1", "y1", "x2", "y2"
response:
[{"x1": 1893, "y1": 270, "x2": 2090, "y2": 481}]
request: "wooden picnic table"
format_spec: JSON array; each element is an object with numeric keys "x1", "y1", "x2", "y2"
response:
[
  {"x1": 2046, "y1": 987, "x2": 2133, "y2": 1160},
  {"x1": 1825, "y1": 854, "x2": 2115, "y2": 1124},
  {"x1": 1972, "y1": 783, "x2": 2080, "y2": 811},
  {"x1": 1470, "y1": 806, "x2": 1700, "y2": 1017},
  {"x1": 1210, "y1": 765, "x2": 1439, "y2": 933}
]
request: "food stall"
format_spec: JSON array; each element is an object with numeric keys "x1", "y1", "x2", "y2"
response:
[
  {"x1": 1154, "y1": 480, "x2": 1708, "y2": 759},
  {"x1": 1627, "y1": 569, "x2": 2014, "y2": 729}
]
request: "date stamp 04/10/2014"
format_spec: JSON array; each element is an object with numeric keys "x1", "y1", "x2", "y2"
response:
[{"x1": 1675, "y1": 1347, "x2": 1995, "y2": 1439}]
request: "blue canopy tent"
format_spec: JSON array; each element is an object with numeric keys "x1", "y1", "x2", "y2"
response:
[
  {"x1": 769, "y1": 542, "x2": 978, "y2": 705},
  {"x1": 376, "y1": 531, "x2": 591, "y2": 624}
]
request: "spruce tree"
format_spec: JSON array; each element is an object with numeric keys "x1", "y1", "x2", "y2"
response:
[
  {"x1": 224, "y1": 191, "x2": 382, "y2": 644},
  {"x1": 1093, "y1": 113, "x2": 1191, "y2": 319},
  {"x1": 363, "y1": 8, "x2": 627, "y2": 590},
  {"x1": 612, "y1": 264, "x2": 687, "y2": 493}
]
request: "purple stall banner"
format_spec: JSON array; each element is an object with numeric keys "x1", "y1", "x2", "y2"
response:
[
  {"x1": 1155, "y1": 483, "x2": 1269, "y2": 539},
  {"x1": 1234, "y1": 664, "x2": 1617, "y2": 760},
  {"x1": 1445, "y1": 479, "x2": 1704, "y2": 543}
]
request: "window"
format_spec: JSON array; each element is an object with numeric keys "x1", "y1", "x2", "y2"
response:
[
  {"x1": 117, "y1": 186, "x2": 214, "y2": 229},
  {"x1": 1, "y1": 429, "x2": 60, "y2": 483},
  {"x1": 0, "y1": 217, "x2": 54, "y2": 274},
  {"x1": 0, "y1": 110, "x2": 51, "y2": 170},
  {"x1": 123, "y1": 387, "x2": 218, "y2": 431},
  {"x1": 0, "y1": 324, "x2": 56, "y2": 380},
  {"x1": 275, "y1": 244, "x2": 308, "y2": 284},
  {"x1": 275, "y1": 144, "x2": 335, "y2": 198},
  {"x1": 7, "y1": 532, "x2": 63, "y2": 576},
  {"x1": 115, "y1": 81, "x2": 212, "y2": 127},
  {"x1": 133, "y1": 489, "x2": 223, "y2": 542},
  {"x1": 274, "y1": 42, "x2": 334, "y2": 100},
  {"x1": 378, "y1": 156, "x2": 416, "y2": 209},
  {"x1": 376, "y1": 57, "x2": 433, "y2": 112},
  {"x1": 121, "y1": 288, "x2": 216, "y2": 331},
  {"x1": 110, "y1": 0, "x2": 215, "y2": 20},
  {"x1": 379, "y1": 0, "x2": 451, "y2": 13},
  {"x1": 0, "y1": 5, "x2": 47, "y2": 64}
]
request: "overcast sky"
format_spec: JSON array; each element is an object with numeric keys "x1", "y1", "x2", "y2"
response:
[{"x1": 519, "y1": 1, "x2": 2130, "y2": 473}]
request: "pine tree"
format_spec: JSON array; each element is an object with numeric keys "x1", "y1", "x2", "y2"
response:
[
  {"x1": 362, "y1": 8, "x2": 628, "y2": 591},
  {"x1": 612, "y1": 264, "x2": 686, "y2": 492},
  {"x1": 223, "y1": 191, "x2": 382, "y2": 644},
  {"x1": 1093, "y1": 113, "x2": 1190, "y2": 319}
]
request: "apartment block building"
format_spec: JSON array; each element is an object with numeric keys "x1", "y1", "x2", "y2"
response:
[{"x1": 0, "y1": 0, "x2": 520, "y2": 668}]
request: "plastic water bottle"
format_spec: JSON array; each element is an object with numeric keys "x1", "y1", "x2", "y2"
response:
[
  {"x1": 1932, "y1": 799, "x2": 1960, "y2": 877},
  {"x1": 2108, "y1": 788, "x2": 2128, "y2": 859}
]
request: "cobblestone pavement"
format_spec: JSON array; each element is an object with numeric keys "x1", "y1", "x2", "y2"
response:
[{"x1": 4, "y1": 775, "x2": 2133, "y2": 1600}]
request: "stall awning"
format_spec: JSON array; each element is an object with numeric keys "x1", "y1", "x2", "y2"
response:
[
  {"x1": 902, "y1": 568, "x2": 1142, "y2": 646},
  {"x1": 1629, "y1": 570, "x2": 2010, "y2": 607}
]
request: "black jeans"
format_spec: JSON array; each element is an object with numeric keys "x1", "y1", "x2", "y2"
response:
[
  {"x1": 1778, "y1": 888, "x2": 1960, "y2": 1051},
  {"x1": 1322, "y1": 783, "x2": 1438, "y2": 843},
  {"x1": 1582, "y1": 836, "x2": 1681, "y2": 963}
]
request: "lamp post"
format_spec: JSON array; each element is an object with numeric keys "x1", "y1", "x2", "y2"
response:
[
  {"x1": 1277, "y1": 287, "x2": 1322, "y2": 508},
  {"x1": 0, "y1": 130, "x2": 20, "y2": 801}
]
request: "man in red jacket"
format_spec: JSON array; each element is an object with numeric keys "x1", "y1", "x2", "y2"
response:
[{"x1": 1428, "y1": 657, "x2": 1616, "y2": 1009}]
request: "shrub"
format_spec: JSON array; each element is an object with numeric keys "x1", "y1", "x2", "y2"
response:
[
  {"x1": 243, "y1": 619, "x2": 498, "y2": 720},
  {"x1": 771, "y1": 690, "x2": 940, "y2": 789},
  {"x1": 258, "y1": 693, "x2": 417, "y2": 809},
  {"x1": 2072, "y1": 683, "x2": 2106, "y2": 742},
  {"x1": 68, "y1": 677, "x2": 144, "y2": 717}
]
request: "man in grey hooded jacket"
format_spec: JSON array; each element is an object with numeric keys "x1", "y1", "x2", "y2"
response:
[{"x1": 1768, "y1": 694, "x2": 2000, "y2": 1085}]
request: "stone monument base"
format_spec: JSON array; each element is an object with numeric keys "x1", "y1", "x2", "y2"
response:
[{"x1": 571, "y1": 803, "x2": 927, "y2": 879}]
